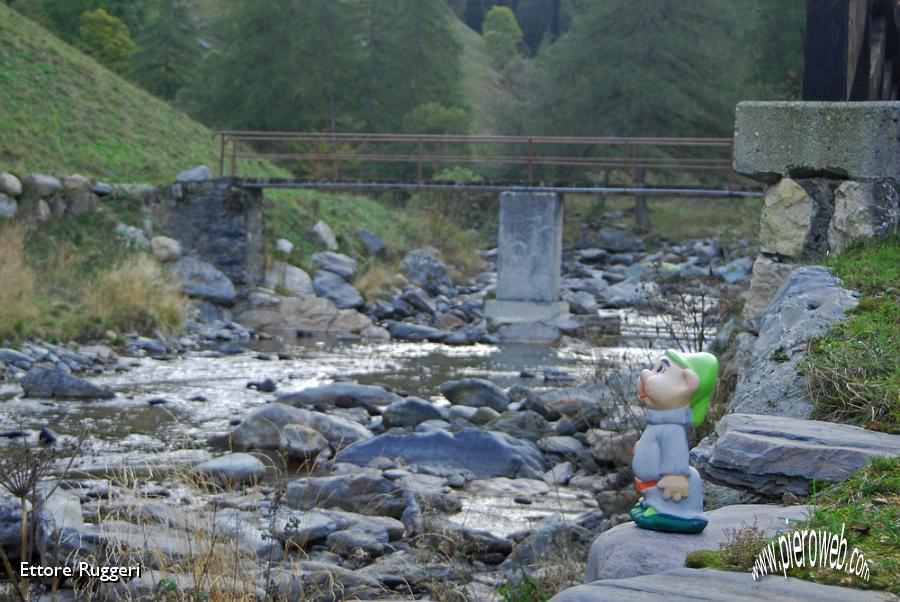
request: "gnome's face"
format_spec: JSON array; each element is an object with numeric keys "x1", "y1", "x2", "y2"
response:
[{"x1": 637, "y1": 355, "x2": 700, "y2": 410}]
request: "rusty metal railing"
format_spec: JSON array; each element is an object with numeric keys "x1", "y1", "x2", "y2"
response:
[{"x1": 212, "y1": 131, "x2": 745, "y2": 192}]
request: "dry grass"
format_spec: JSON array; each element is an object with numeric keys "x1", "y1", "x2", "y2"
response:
[
  {"x1": 0, "y1": 224, "x2": 38, "y2": 338},
  {"x1": 84, "y1": 254, "x2": 185, "y2": 337},
  {"x1": 355, "y1": 259, "x2": 408, "y2": 300}
]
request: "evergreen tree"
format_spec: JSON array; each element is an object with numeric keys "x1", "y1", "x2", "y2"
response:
[
  {"x1": 529, "y1": 0, "x2": 738, "y2": 137},
  {"x1": 463, "y1": 0, "x2": 485, "y2": 31},
  {"x1": 131, "y1": 0, "x2": 199, "y2": 100}
]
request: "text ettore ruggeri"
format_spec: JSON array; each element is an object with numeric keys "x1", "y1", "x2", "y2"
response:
[{"x1": 20, "y1": 562, "x2": 142, "y2": 583}]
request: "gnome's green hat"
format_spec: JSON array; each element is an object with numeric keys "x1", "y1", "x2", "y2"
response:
[{"x1": 666, "y1": 349, "x2": 719, "y2": 427}]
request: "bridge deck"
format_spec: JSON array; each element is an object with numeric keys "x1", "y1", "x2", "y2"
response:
[{"x1": 239, "y1": 179, "x2": 761, "y2": 198}]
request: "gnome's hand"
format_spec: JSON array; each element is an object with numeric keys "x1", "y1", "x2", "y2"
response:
[{"x1": 658, "y1": 475, "x2": 690, "y2": 502}]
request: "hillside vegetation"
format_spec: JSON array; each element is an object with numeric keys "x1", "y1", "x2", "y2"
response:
[{"x1": 0, "y1": 3, "x2": 220, "y2": 183}]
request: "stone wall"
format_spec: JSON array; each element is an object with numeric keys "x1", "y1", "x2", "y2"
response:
[
  {"x1": 149, "y1": 178, "x2": 264, "y2": 288},
  {"x1": 734, "y1": 102, "x2": 900, "y2": 327}
]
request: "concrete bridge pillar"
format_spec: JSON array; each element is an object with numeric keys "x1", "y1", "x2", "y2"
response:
[{"x1": 486, "y1": 191, "x2": 567, "y2": 323}]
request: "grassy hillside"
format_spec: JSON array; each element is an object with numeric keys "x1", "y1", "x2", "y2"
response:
[
  {"x1": 0, "y1": 4, "x2": 223, "y2": 184},
  {"x1": 451, "y1": 16, "x2": 513, "y2": 135}
]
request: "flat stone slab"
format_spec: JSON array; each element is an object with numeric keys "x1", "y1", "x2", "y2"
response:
[
  {"x1": 692, "y1": 413, "x2": 900, "y2": 497},
  {"x1": 734, "y1": 101, "x2": 900, "y2": 182},
  {"x1": 584, "y1": 504, "x2": 809, "y2": 581},
  {"x1": 550, "y1": 568, "x2": 896, "y2": 601}
]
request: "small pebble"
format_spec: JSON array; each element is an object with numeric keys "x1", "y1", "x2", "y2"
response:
[
  {"x1": 514, "y1": 496, "x2": 533, "y2": 505},
  {"x1": 147, "y1": 398, "x2": 168, "y2": 406}
]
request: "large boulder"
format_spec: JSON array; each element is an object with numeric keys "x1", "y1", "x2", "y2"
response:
[
  {"x1": 22, "y1": 368, "x2": 114, "y2": 400},
  {"x1": 563, "y1": 290, "x2": 599, "y2": 315},
  {"x1": 550, "y1": 567, "x2": 895, "y2": 602},
  {"x1": 385, "y1": 321, "x2": 449, "y2": 342},
  {"x1": 313, "y1": 270, "x2": 364, "y2": 309},
  {"x1": 828, "y1": 179, "x2": 900, "y2": 254},
  {"x1": 582, "y1": 504, "x2": 809, "y2": 581},
  {"x1": 692, "y1": 413, "x2": 900, "y2": 497},
  {"x1": 171, "y1": 256, "x2": 236, "y2": 306},
  {"x1": 336, "y1": 428, "x2": 548, "y2": 478},
  {"x1": 277, "y1": 383, "x2": 401, "y2": 414},
  {"x1": 285, "y1": 470, "x2": 403, "y2": 517},
  {"x1": 402, "y1": 248, "x2": 452, "y2": 295},
  {"x1": 312, "y1": 252, "x2": 358, "y2": 281},
  {"x1": 730, "y1": 266, "x2": 858, "y2": 418},
  {"x1": 439, "y1": 378, "x2": 508, "y2": 412},
  {"x1": 358, "y1": 228, "x2": 386, "y2": 256},
  {"x1": 597, "y1": 228, "x2": 644, "y2": 253},
  {"x1": 264, "y1": 261, "x2": 314, "y2": 297},
  {"x1": 228, "y1": 403, "x2": 372, "y2": 450}
]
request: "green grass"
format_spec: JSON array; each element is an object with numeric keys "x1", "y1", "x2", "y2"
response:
[
  {"x1": 686, "y1": 457, "x2": 900, "y2": 595},
  {"x1": 805, "y1": 236, "x2": 900, "y2": 432},
  {"x1": 0, "y1": 4, "x2": 223, "y2": 183},
  {"x1": 452, "y1": 16, "x2": 513, "y2": 135},
  {"x1": 563, "y1": 194, "x2": 763, "y2": 246}
]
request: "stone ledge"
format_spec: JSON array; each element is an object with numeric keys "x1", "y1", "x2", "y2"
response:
[{"x1": 734, "y1": 101, "x2": 900, "y2": 182}]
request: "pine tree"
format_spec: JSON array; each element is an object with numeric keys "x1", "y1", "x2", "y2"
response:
[
  {"x1": 131, "y1": 0, "x2": 199, "y2": 100},
  {"x1": 529, "y1": 0, "x2": 738, "y2": 137},
  {"x1": 483, "y1": 5, "x2": 523, "y2": 66}
]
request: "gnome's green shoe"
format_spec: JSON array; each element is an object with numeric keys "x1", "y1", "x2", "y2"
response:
[{"x1": 629, "y1": 503, "x2": 708, "y2": 534}]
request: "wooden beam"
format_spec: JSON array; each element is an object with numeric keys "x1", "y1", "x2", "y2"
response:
[{"x1": 804, "y1": 0, "x2": 852, "y2": 100}]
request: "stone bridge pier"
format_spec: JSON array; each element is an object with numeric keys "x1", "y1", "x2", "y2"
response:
[{"x1": 486, "y1": 191, "x2": 567, "y2": 323}]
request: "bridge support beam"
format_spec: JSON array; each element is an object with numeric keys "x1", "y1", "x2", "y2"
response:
[{"x1": 486, "y1": 191, "x2": 567, "y2": 324}]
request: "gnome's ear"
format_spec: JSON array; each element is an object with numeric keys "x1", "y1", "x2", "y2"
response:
[{"x1": 682, "y1": 368, "x2": 700, "y2": 393}]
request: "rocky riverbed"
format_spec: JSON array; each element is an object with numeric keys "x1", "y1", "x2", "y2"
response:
[{"x1": 0, "y1": 221, "x2": 769, "y2": 600}]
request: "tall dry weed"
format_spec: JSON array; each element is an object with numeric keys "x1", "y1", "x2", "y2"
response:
[{"x1": 0, "y1": 224, "x2": 38, "y2": 338}]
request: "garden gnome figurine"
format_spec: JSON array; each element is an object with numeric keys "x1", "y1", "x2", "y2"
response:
[{"x1": 629, "y1": 349, "x2": 718, "y2": 534}]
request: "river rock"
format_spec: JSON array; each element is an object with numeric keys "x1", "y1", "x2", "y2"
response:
[
  {"x1": 229, "y1": 403, "x2": 372, "y2": 450},
  {"x1": 264, "y1": 261, "x2": 314, "y2": 297},
  {"x1": 275, "y1": 238, "x2": 294, "y2": 255},
  {"x1": 312, "y1": 251, "x2": 358, "y2": 281},
  {"x1": 34, "y1": 489, "x2": 86, "y2": 567},
  {"x1": 828, "y1": 179, "x2": 900, "y2": 254},
  {"x1": 113, "y1": 223, "x2": 150, "y2": 248},
  {"x1": 730, "y1": 266, "x2": 858, "y2": 418},
  {"x1": 24, "y1": 173, "x2": 62, "y2": 197},
  {"x1": 0, "y1": 491, "x2": 23, "y2": 554},
  {"x1": 193, "y1": 453, "x2": 265, "y2": 485},
  {"x1": 488, "y1": 410, "x2": 552, "y2": 442},
  {"x1": 586, "y1": 428, "x2": 640, "y2": 466},
  {"x1": 382, "y1": 397, "x2": 446, "y2": 428},
  {"x1": 0, "y1": 172, "x2": 22, "y2": 197},
  {"x1": 0, "y1": 193, "x2": 16, "y2": 218},
  {"x1": 598, "y1": 279, "x2": 648, "y2": 308},
  {"x1": 171, "y1": 256, "x2": 236, "y2": 305},
  {"x1": 150, "y1": 236, "x2": 182, "y2": 262},
  {"x1": 331, "y1": 308, "x2": 373, "y2": 334},
  {"x1": 336, "y1": 428, "x2": 548, "y2": 477},
  {"x1": 401, "y1": 286, "x2": 437, "y2": 314},
  {"x1": 175, "y1": 165, "x2": 212, "y2": 182},
  {"x1": 312, "y1": 219, "x2": 338, "y2": 250},
  {"x1": 313, "y1": 270, "x2": 364, "y2": 309},
  {"x1": 22, "y1": 367, "x2": 114, "y2": 399},
  {"x1": 563, "y1": 290, "x2": 598, "y2": 315},
  {"x1": 358, "y1": 228, "x2": 386, "y2": 256},
  {"x1": 286, "y1": 469, "x2": 403, "y2": 517},
  {"x1": 385, "y1": 321, "x2": 449, "y2": 342},
  {"x1": 496, "y1": 321, "x2": 561, "y2": 345},
  {"x1": 537, "y1": 435, "x2": 583, "y2": 455},
  {"x1": 597, "y1": 228, "x2": 644, "y2": 253},
  {"x1": 282, "y1": 424, "x2": 329, "y2": 459},
  {"x1": 550, "y1": 567, "x2": 896, "y2": 602},
  {"x1": 402, "y1": 248, "x2": 452, "y2": 295},
  {"x1": 439, "y1": 378, "x2": 508, "y2": 412},
  {"x1": 277, "y1": 383, "x2": 400, "y2": 414},
  {"x1": 692, "y1": 413, "x2": 900, "y2": 497},
  {"x1": 715, "y1": 256, "x2": 754, "y2": 284},
  {"x1": 583, "y1": 504, "x2": 809, "y2": 581}
]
